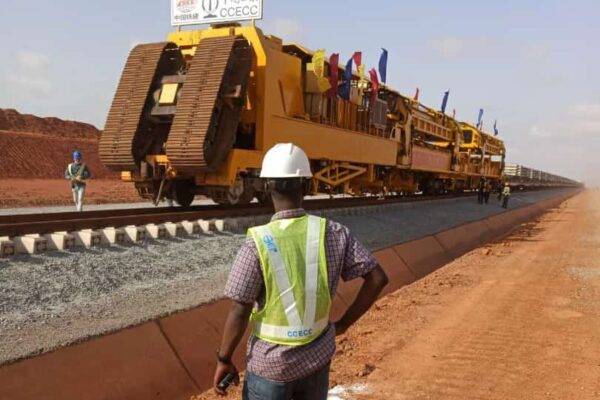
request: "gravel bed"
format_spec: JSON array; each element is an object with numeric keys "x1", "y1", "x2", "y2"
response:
[
  {"x1": 0, "y1": 233, "x2": 245, "y2": 364},
  {"x1": 0, "y1": 188, "x2": 576, "y2": 365}
]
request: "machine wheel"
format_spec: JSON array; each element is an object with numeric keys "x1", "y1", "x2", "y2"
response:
[
  {"x1": 256, "y1": 191, "x2": 272, "y2": 206},
  {"x1": 173, "y1": 180, "x2": 196, "y2": 207},
  {"x1": 211, "y1": 179, "x2": 255, "y2": 205}
]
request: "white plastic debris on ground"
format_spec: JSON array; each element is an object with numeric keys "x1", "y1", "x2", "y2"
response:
[{"x1": 328, "y1": 383, "x2": 371, "y2": 399}]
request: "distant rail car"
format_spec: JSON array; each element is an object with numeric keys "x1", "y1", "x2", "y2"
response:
[
  {"x1": 100, "y1": 24, "x2": 506, "y2": 206},
  {"x1": 504, "y1": 164, "x2": 581, "y2": 189}
]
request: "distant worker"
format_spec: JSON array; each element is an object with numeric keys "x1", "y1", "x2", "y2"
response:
[
  {"x1": 501, "y1": 183, "x2": 511, "y2": 208},
  {"x1": 483, "y1": 181, "x2": 492, "y2": 204},
  {"x1": 477, "y1": 179, "x2": 485, "y2": 204},
  {"x1": 65, "y1": 150, "x2": 91, "y2": 211},
  {"x1": 213, "y1": 143, "x2": 388, "y2": 399}
]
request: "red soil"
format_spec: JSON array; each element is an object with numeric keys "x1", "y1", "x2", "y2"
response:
[
  {"x1": 0, "y1": 130, "x2": 116, "y2": 179},
  {"x1": 0, "y1": 108, "x2": 100, "y2": 140},
  {"x1": 0, "y1": 179, "x2": 140, "y2": 208},
  {"x1": 0, "y1": 108, "x2": 113, "y2": 179},
  {"x1": 0, "y1": 108, "x2": 141, "y2": 207}
]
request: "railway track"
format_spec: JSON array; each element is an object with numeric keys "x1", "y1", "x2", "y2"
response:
[{"x1": 0, "y1": 193, "x2": 476, "y2": 237}]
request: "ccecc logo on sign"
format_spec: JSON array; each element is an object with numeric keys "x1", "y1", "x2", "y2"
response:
[
  {"x1": 202, "y1": 0, "x2": 219, "y2": 18},
  {"x1": 171, "y1": 0, "x2": 263, "y2": 26},
  {"x1": 176, "y1": 0, "x2": 197, "y2": 13}
]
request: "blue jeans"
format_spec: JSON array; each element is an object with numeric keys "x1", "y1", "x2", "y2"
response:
[{"x1": 242, "y1": 364, "x2": 330, "y2": 400}]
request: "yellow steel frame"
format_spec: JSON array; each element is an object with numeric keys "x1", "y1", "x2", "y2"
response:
[
  {"x1": 313, "y1": 163, "x2": 367, "y2": 188},
  {"x1": 164, "y1": 25, "x2": 399, "y2": 189},
  {"x1": 199, "y1": 149, "x2": 263, "y2": 186}
]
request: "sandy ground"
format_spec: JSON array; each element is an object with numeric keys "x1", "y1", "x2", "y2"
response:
[
  {"x1": 0, "y1": 179, "x2": 140, "y2": 207},
  {"x1": 194, "y1": 190, "x2": 599, "y2": 399}
]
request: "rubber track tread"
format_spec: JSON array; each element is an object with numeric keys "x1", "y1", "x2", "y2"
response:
[
  {"x1": 100, "y1": 42, "x2": 170, "y2": 170},
  {"x1": 166, "y1": 36, "x2": 238, "y2": 172}
]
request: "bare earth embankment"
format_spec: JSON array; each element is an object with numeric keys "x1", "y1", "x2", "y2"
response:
[{"x1": 0, "y1": 109, "x2": 139, "y2": 207}]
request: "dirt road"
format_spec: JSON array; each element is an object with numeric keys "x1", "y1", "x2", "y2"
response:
[
  {"x1": 195, "y1": 191, "x2": 599, "y2": 400},
  {"x1": 0, "y1": 179, "x2": 139, "y2": 207}
]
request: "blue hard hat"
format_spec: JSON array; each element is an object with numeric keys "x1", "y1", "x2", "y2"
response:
[{"x1": 73, "y1": 150, "x2": 82, "y2": 160}]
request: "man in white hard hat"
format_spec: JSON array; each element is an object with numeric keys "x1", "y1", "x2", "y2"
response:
[{"x1": 213, "y1": 143, "x2": 388, "y2": 399}]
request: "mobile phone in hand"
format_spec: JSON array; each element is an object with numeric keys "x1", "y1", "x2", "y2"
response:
[{"x1": 218, "y1": 373, "x2": 236, "y2": 392}]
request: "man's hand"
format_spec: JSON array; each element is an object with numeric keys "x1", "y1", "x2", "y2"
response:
[
  {"x1": 333, "y1": 265, "x2": 388, "y2": 337},
  {"x1": 212, "y1": 300, "x2": 252, "y2": 395},
  {"x1": 213, "y1": 360, "x2": 239, "y2": 396}
]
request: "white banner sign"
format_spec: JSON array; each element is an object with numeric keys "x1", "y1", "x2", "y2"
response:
[{"x1": 171, "y1": 0, "x2": 263, "y2": 26}]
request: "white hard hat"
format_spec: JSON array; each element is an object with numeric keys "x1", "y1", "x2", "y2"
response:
[{"x1": 260, "y1": 143, "x2": 312, "y2": 178}]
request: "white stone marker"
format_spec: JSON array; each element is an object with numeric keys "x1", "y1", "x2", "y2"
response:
[
  {"x1": 14, "y1": 236, "x2": 47, "y2": 254},
  {"x1": 145, "y1": 223, "x2": 166, "y2": 239},
  {"x1": 197, "y1": 219, "x2": 212, "y2": 233},
  {"x1": 164, "y1": 222, "x2": 184, "y2": 237},
  {"x1": 214, "y1": 219, "x2": 225, "y2": 232},
  {"x1": 72, "y1": 230, "x2": 102, "y2": 248},
  {"x1": 124, "y1": 225, "x2": 146, "y2": 242},
  {"x1": 101, "y1": 227, "x2": 126, "y2": 245},
  {"x1": 181, "y1": 220, "x2": 200, "y2": 235},
  {"x1": 44, "y1": 232, "x2": 75, "y2": 251}
]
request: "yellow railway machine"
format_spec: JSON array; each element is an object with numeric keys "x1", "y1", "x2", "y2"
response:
[{"x1": 100, "y1": 24, "x2": 505, "y2": 205}]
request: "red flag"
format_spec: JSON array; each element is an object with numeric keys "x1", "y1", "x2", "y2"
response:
[
  {"x1": 328, "y1": 53, "x2": 339, "y2": 98},
  {"x1": 352, "y1": 51, "x2": 362, "y2": 67},
  {"x1": 414, "y1": 87, "x2": 420, "y2": 101},
  {"x1": 369, "y1": 68, "x2": 379, "y2": 103}
]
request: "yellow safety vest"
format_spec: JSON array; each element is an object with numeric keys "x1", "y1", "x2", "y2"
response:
[
  {"x1": 248, "y1": 215, "x2": 331, "y2": 346},
  {"x1": 68, "y1": 163, "x2": 87, "y2": 179}
]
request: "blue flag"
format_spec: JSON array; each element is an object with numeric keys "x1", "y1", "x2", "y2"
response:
[
  {"x1": 493, "y1": 120, "x2": 498, "y2": 136},
  {"x1": 441, "y1": 90, "x2": 449, "y2": 114},
  {"x1": 339, "y1": 57, "x2": 353, "y2": 101},
  {"x1": 477, "y1": 108, "x2": 484, "y2": 128},
  {"x1": 378, "y1": 48, "x2": 388, "y2": 84}
]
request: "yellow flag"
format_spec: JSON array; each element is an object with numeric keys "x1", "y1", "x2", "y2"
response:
[
  {"x1": 317, "y1": 77, "x2": 332, "y2": 92},
  {"x1": 357, "y1": 64, "x2": 368, "y2": 90},
  {"x1": 313, "y1": 49, "x2": 325, "y2": 78},
  {"x1": 357, "y1": 64, "x2": 365, "y2": 79},
  {"x1": 312, "y1": 49, "x2": 331, "y2": 92}
]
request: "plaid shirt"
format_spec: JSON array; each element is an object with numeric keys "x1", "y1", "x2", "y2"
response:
[{"x1": 224, "y1": 208, "x2": 378, "y2": 382}]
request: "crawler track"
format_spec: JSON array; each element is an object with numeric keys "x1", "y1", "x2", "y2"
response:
[
  {"x1": 100, "y1": 42, "x2": 177, "y2": 169},
  {"x1": 166, "y1": 36, "x2": 252, "y2": 173},
  {"x1": 0, "y1": 193, "x2": 475, "y2": 237}
]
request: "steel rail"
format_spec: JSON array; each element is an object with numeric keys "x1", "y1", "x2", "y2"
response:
[{"x1": 0, "y1": 193, "x2": 475, "y2": 237}]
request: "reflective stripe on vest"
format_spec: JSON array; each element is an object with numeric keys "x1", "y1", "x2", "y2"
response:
[
  {"x1": 303, "y1": 215, "x2": 320, "y2": 327},
  {"x1": 249, "y1": 215, "x2": 330, "y2": 346},
  {"x1": 253, "y1": 223, "x2": 303, "y2": 327},
  {"x1": 254, "y1": 317, "x2": 329, "y2": 341}
]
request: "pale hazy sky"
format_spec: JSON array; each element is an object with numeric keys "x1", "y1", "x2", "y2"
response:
[{"x1": 0, "y1": 0, "x2": 598, "y2": 185}]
